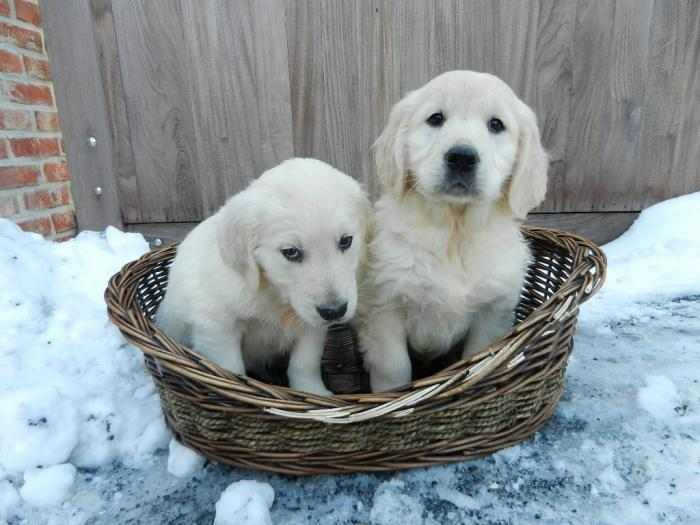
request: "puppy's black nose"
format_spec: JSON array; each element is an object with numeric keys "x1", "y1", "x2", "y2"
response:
[
  {"x1": 316, "y1": 302, "x2": 348, "y2": 322},
  {"x1": 445, "y1": 145, "x2": 480, "y2": 174}
]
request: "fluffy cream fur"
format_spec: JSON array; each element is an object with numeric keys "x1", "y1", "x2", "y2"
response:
[
  {"x1": 157, "y1": 158, "x2": 370, "y2": 396},
  {"x1": 359, "y1": 71, "x2": 549, "y2": 392}
]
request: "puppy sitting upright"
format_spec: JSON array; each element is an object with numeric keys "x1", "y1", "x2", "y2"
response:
[
  {"x1": 157, "y1": 158, "x2": 370, "y2": 396},
  {"x1": 360, "y1": 71, "x2": 548, "y2": 392}
]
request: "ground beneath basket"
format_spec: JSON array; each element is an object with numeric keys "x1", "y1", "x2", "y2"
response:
[{"x1": 2, "y1": 192, "x2": 699, "y2": 525}]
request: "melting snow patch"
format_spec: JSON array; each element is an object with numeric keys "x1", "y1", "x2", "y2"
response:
[
  {"x1": 435, "y1": 486, "x2": 480, "y2": 510},
  {"x1": 167, "y1": 438, "x2": 205, "y2": 478},
  {"x1": 0, "y1": 480, "x2": 20, "y2": 521},
  {"x1": 637, "y1": 375, "x2": 680, "y2": 422},
  {"x1": 0, "y1": 386, "x2": 79, "y2": 473},
  {"x1": 370, "y1": 480, "x2": 425, "y2": 525},
  {"x1": 20, "y1": 463, "x2": 76, "y2": 507},
  {"x1": 214, "y1": 480, "x2": 274, "y2": 525},
  {"x1": 0, "y1": 220, "x2": 167, "y2": 510}
]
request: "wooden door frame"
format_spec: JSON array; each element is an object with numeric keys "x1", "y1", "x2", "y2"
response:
[{"x1": 41, "y1": 0, "x2": 125, "y2": 230}]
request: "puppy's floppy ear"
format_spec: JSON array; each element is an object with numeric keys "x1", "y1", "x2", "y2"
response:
[
  {"x1": 216, "y1": 191, "x2": 261, "y2": 290},
  {"x1": 373, "y1": 92, "x2": 415, "y2": 197},
  {"x1": 507, "y1": 103, "x2": 549, "y2": 219}
]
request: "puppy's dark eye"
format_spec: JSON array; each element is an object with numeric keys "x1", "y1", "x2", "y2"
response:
[
  {"x1": 488, "y1": 117, "x2": 506, "y2": 134},
  {"x1": 426, "y1": 112, "x2": 445, "y2": 127},
  {"x1": 280, "y1": 247, "x2": 303, "y2": 262},
  {"x1": 338, "y1": 235, "x2": 353, "y2": 251}
]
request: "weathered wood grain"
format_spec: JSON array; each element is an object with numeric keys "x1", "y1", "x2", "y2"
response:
[
  {"x1": 44, "y1": 0, "x2": 700, "y2": 240},
  {"x1": 90, "y1": 0, "x2": 140, "y2": 223},
  {"x1": 112, "y1": 0, "x2": 293, "y2": 221},
  {"x1": 112, "y1": 0, "x2": 203, "y2": 222},
  {"x1": 128, "y1": 212, "x2": 636, "y2": 246},
  {"x1": 40, "y1": 0, "x2": 124, "y2": 230},
  {"x1": 179, "y1": 0, "x2": 294, "y2": 211},
  {"x1": 286, "y1": 0, "x2": 383, "y2": 194},
  {"x1": 453, "y1": 0, "x2": 540, "y2": 100},
  {"x1": 565, "y1": 0, "x2": 654, "y2": 211},
  {"x1": 639, "y1": 0, "x2": 700, "y2": 208},
  {"x1": 532, "y1": 0, "x2": 576, "y2": 212}
]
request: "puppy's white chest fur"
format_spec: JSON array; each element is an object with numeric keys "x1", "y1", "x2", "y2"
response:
[
  {"x1": 401, "y1": 256, "x2": 479, "y2": 354},
  {"x1": 370, "y1": 196, "x2": 528, "y2": 355}
]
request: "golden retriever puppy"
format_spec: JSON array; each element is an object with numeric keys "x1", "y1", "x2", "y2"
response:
[
  {"x1": 360, "y1": 71, "x2": 548, "y2": 392},
  {"x1": 157, "y1": 158, "x2": 370, "y2": 396}
]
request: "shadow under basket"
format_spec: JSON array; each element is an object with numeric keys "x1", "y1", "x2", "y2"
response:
[{"x1": 105, "y1": 227, "x2": 606, "y2": 475}]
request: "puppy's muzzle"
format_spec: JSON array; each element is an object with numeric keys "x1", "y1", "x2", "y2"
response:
[
  {"x1": 316, "y1": 301, "x2": 348, "y2": 322},
  {"x1": 443, "y1": 145, "x2": 480, "y2": 194}
]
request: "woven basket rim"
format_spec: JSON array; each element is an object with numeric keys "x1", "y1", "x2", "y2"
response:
[{"x1": 105, "y1": 226, "x2": 606, "y2": 424}]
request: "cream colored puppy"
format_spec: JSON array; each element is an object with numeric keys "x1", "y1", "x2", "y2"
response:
[
  {"x1": 360, "y1": 71, "x2": 548, "y2": 392},
  {"x1": 157, "y1": 158, "x2": 370, "y2": 396}
]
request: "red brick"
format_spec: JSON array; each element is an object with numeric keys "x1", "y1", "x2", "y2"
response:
[
  {"x1": 43, "y1": 160, "x2": 70, "y2": 181},
  {"x1": 35, "y1": 110, "x2": 59, "y2": 131},
  {"x1": 0, "y1": 22, "x2": 43, "y2": 52},
  {"x1": 22, "y1": 55, "x2": 50, "y2": 80},
  {"x1": 0, "y1": 195, "x2": 19, "y2": 217},
  {"x1": 23, "y1": 188, "x2": 53, "y2": 210},
  {"x1": 0, "y1": 0, "x2": 10, "y2": 17},
  {"x1": 0, "y1": 49, "x2": 24, "y2": 74},
  {"x1": 5, "y1": 81, "x2": 53, "y2": 106},
  {"x1": 51, "y1": 210, "x2": 75, "y2": 232},
  {"x1": 10, "y1": 138, "x2": 60, "y2": 158},
  {"x1": 18, "y1": 216, "x2": 53, "y2": 236},
  {"x1": 15, "y1": 0, "x2": 42, "y2": 26},
  {"x1": 53, "y1": 184, "x2": 72, "y2": 206},
  {"x1": 0, "y1": 109, "x2": 32, "y2": 130},
  {"x1": 0, "y1": 166, "x2": 40, "y2": 188},
  {"x1": 0, "y1": 140, "x2": 8, "y2": 159},
  {"x1": 23, "y1": 184, "x2": 71, "y2": 210}
]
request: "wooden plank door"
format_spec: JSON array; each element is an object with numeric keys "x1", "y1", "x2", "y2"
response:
[
  {"x1": 112, "y1": 0, "x2": 294, "y2": 224},
  {"x1": 42, "y1": 0, "x2": 700, "y2": 243}
]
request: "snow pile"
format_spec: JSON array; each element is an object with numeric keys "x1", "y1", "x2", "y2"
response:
[
  {"x1": 637, "y1": 375, "x2": 681, "y2": 423},
  {"x1": 583, "y1": 191, "x2": 700, "y2": 323},
  {"x1": 167, "y1": 438, "x2": 205, "y2": 478},
  {"x1": 214, "y1": 480, "x2": 275, "y2": 525},
  {"x1": 19, "y1": 464, "x2": 77, "y2": 508},
  {"x1": 370, "y1": 480, "x2": 425, "y2": 525},
  {"x1": 435, "y1": 485, "x2": 480, "y2": 511},
  {"x1": 0, "y1": 220, "x2": 168, "y2": 515},
  {"x1": 0, "y1": 480, "x2": 20, "y2": 522}
]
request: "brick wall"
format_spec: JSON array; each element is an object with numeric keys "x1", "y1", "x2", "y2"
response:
[{"x1": 0, "y1": 0, "x2": 75, "y2": 240}]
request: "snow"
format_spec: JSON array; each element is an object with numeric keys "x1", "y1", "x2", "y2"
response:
[
  {"x1": 0, "y1": 386, "x2": 79, "y2": 473},
  {"x1": 19, "y1": 464, "x2": 77, "y2": 507},
  {"x1": 637, "y1": 375, "x2": 681, "y2": 422},
  {"x1": 370, "y1": 481, "x2": 425, "y2": 525},
  {"x1": 167, "y1": 439, "x2": 205, "y2": 478},
  {"x1": 0, "y1": 221, "x2": 169, "y2": 521},
  {"x1": 0, "y1": 192, "x2": 699, "y2": 524},
  {"x1": 581, "y1": 191, "x2": 700, "y2": 324},
  {"x1": 214, "y1": 480, "x2": 274, "y2": 525},
  {"x1": 435, "y1": 485, "x2": 480, "y2": 511},
  {"x1": 0, "y1": 480, "x2": 20, "y2": 521}
]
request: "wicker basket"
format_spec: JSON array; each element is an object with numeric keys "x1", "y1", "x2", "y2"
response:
[{"x1": 105, "y1": 227, "x2": 605, "y2": 475}]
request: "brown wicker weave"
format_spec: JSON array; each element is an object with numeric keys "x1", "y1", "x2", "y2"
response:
[{"x1": 105, "y1": 227, "x2": 605, "y2": 475}]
